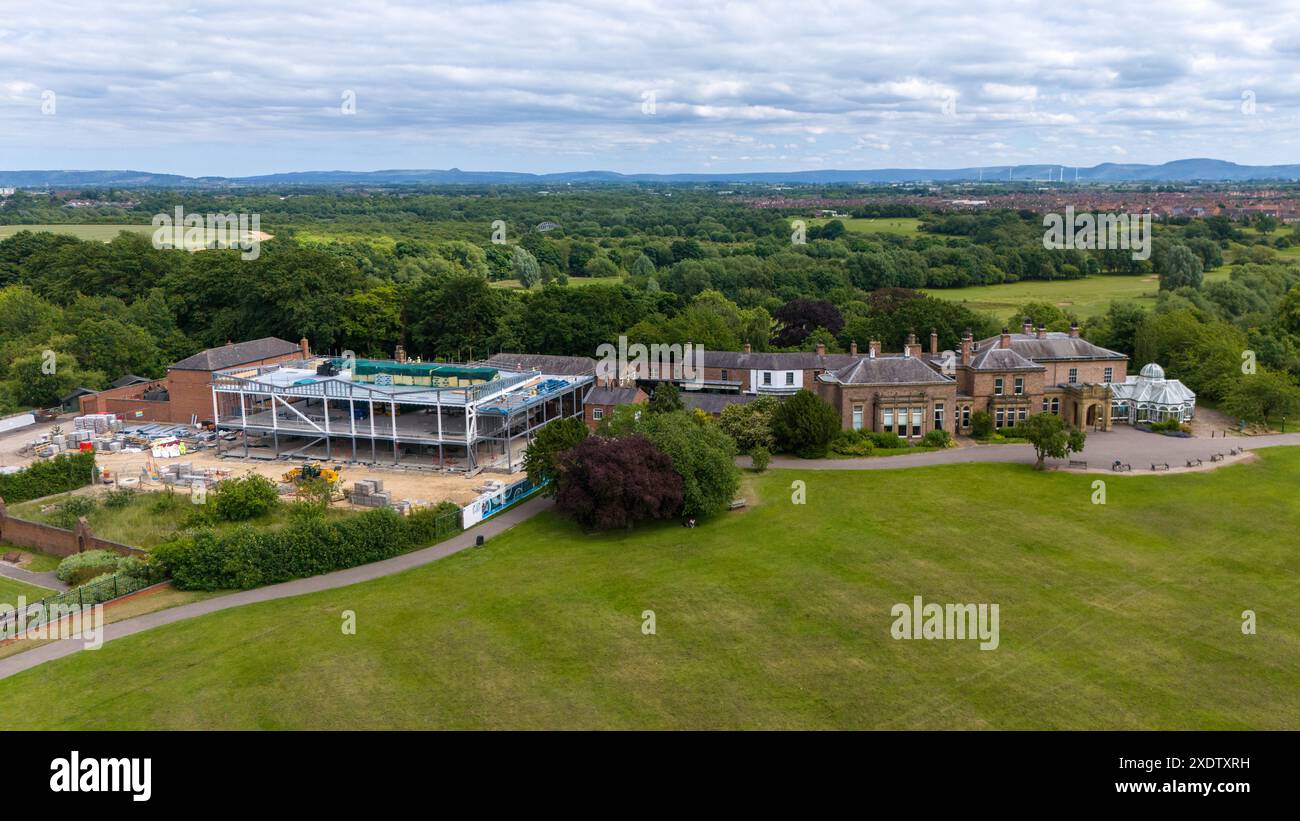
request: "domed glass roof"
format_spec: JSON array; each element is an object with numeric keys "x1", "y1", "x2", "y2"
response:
[{"x1": 1139, "y1": 363, "x2": 1165, "y2": 380}]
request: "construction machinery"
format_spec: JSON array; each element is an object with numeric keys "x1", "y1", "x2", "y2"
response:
[{"x1": 282, "y1": 462, "x2": 341, "y2": 487}]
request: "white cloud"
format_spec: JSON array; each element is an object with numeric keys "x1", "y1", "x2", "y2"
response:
[{"x1": 0, "y1": 0, "x2": 1298, "y2": 173}]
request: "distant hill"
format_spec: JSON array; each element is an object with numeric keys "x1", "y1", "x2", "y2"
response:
[{"x1": 3, "y1": 159, "x2": 1300, "y2": 188}]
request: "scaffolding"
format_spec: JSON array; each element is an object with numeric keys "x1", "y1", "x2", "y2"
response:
[{"x1": 209, "y1": 359, "x2": 591, "y2": 473}]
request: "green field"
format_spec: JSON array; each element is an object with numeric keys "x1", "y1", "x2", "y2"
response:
[
  {"x1": 0, "y1": 575, "x2": 54, "y2": 611},
  {"x1": 808, "y1": 216, "x2": 923, "y2": 236},
  {"x1": 1, "y1": 448, "x2": 1296, "y2": 730},
  {"x1": 0, "y1": 224, "x2": 154, "y2": 242},
  {"x1": 926, "y1": 268, "x2": 1232, "y2": 321},
  {"x1": 490, "y1": 275, "x2": 620, "y2": 290}
]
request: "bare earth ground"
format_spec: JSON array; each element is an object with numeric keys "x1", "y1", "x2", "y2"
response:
[{"x1": 92, "y1": 449, "x2": 486, "y2": 507}]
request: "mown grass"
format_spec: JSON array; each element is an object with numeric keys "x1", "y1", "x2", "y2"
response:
[
  {"x1": 0, "y1": 575, "x2": 54, "y2": 611},
  {"x1": 0, "y1": 448, "x2": 1296, "y2": 730},
  {"x1": 926, "y1": 268, "x2": 1232, "y2": 321},
  {"x1": 0, "y1": 545, "x2": 62, "y2": 573},
  {"x1": 807, "y1": 216, "x2": 925, "y2": 236},
  {"x1": 0, "y1": 224, "x2": 153, "y2": 242}
]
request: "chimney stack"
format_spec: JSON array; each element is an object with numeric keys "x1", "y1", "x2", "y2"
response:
[
  {"x1": 903, "y1": 332, "x2": 920, "y2": 358},
  {"x1": 1069, "y1": 321, "x2": 1080, "y2": 339},
  {"x1": 1021, "y1": 318, "x2": 1033, "y2": 335},
  {"x1": 815, "y1": 342, "x2": 826, "y2": 356},
  {"x1": 960, "y1": 329, "x2": 973, "y2": 366},
  {"x1": 999, "y1": 328, "x2": 1012, "y2": 349},
  {"x1": 395, "y1": 344, "x2": 407, "y2": 364},
  {"x1": 929, "y1": 328, "x2": 939, "y2": 355},
  {"x1": 868, "y1": 340, "x2": 880, "y2": 359},
  {"x1": 850, "y1": 340, "x2": 858, "y2": 356},
  {"x1": 299, "y1": 336, "x2": 310, "y2": 358},
  {"x1": 1036, "y1": 325, "x2": 1047, "y2": 340},
  {"x1": 743, "y1": 342, "x2": 752, "y2": 354}
]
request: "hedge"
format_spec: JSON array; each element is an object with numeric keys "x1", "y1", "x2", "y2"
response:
[
  {"x1": 0, "y1": 451, "x2": 96, "y2": 505},
  {"x1": 154, "y1": 501, "x2": 463, "y2": 591}
]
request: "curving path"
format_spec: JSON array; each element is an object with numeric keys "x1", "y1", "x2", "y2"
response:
[
  {"x1": 743, "y1": 428, "x2": 1300, "y2": 473},
  {"x1": 0, "y1": 495, "x2": 552, "y2": 680},
  {"x1": 4, "y1": 430, "x2": 1298, "y2": 679},
  {"x1": 0, "y1": 563, "x2": 66, "y2": 591}
]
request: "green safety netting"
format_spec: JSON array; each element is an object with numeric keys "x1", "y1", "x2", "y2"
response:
[{"x1": 330, "y1": 358, "x2": 498, "y2": 381}]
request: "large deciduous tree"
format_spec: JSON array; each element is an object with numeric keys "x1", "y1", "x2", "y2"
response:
[
  {"x1": 1020, "y1": 413, "x2": 1086, "y2": 470},
  {"x1": 635, "y1": 410, "x2": 739, "y2": 518},
  {"x1": 523, "y1": 416, "x2": 588, "y2": 493},
  {"x1": 553, "y1": 435, "x2": 683, "y2": 530},
  {"x1": 773, "y1": 299, "x2": 843, "y2": 347}
]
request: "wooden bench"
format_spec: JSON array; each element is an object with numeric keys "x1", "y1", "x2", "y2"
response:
[
  {"x1": 1150, "y1": 462, "x2": 1170, "y2": 471},
  {"x1": 1068, "y1": 460, "x2": 1087, "y2": 469},
  {"x1": 1111, "y1": 462, "x2": 1132, "y2": 472},
  {"x1": 1210, "y1": 453, "x2": 1225, "y2": 462},
  {"x1": 1186, "y1": 458, "x2": 1202, "y2": 467},
  {"x1": 728, "y1": 498, "x2": 747, "y2": 510},
  {"x1": 1230, "y1": 447, "x2": 1243, "y2": 456}
]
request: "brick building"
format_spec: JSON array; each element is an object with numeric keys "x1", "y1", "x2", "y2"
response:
[
  {"x1": 78, "y1": 337, "x2": 307, "y2": 424},
  {"x1": 815, "y1": 339, "x2": 958, "y2": 439}
]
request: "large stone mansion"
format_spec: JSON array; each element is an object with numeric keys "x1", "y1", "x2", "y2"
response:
[{"x1": 596, "y1": 320, "x2": 1189, "y2": 439}]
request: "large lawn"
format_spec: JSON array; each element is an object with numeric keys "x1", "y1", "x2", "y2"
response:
[
  {"x1": 0, "y1": 224, "x2": 153, "y2": 242},
  {"x1": 0, "y1": 575, "x2": 55, "y2": 611},
  {"x1": 1, "y1": 449, "x2": 1297, "y2": 729},
  {"x1": 926, "y1": 268, "x2": 1232, "y2": 321},
  {"x1": 808, "y1": 216, "x2": 924, "y2": 236}
]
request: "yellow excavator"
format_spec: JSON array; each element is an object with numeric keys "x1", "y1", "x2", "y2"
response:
[{"x1": 282, "y1": 462, "x2": 341, "y2": 487}]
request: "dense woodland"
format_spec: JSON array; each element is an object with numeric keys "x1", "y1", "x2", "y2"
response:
[{"x1": 2, "y1": 186, "x2": 1299, "y2": 424}]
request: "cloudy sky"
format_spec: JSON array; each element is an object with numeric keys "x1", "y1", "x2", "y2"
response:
[{"x1": 2, "y1": 0, "x2": 1300, "y2": 176}]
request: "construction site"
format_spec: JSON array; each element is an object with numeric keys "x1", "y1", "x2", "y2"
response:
[
  {"x1": 3, "y1": 344, "x2": 597, "y2": 517},
  {"x1": 208, "y1": 354, "x2": 593, "y2": 473}
]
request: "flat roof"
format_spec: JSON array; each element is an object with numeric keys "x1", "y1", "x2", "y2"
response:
[{"x1": 213, "y1": 358, "x2": 591, "y2": 411}]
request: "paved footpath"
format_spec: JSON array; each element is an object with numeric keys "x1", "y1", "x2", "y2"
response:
[
  {"x1": 0, "y1": 495, "x2": 551, "y2": 680},
  {"x1": 746, "y1": 429, "x2": 1300, "y2": 472},
  {"x1": 0, "y1": 563, "x2": 66, "y2": 592}
]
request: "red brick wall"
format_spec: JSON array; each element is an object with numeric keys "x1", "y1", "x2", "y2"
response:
[{"x1": 0, "y1": 513, "x2": 145, "y2": 558}]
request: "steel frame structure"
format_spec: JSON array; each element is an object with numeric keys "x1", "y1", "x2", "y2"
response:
[{"x1": 209, "y1": 361, "x2": 591, "y2": 472}]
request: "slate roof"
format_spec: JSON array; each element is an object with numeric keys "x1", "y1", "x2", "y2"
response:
[
  {"x1": 681, "y1": 392, "x2": 758, "y2": 414},
  {"x1": 820, "y1": 356, "x2": 955, "y2": 386},
  {"x1": 171, "y1": 338, "x2": 301, "y2": 372},
  {"x1": 109, "y1": 374, "x2": 154, "y2": 389},
  {"x1": 968, "y1": 346, "x2": 1044, "y2": 372},
  {"x1": 479, "y1": 353, "x2": 597, "y2": 376},
  {"x1": 974, "y1": 332, "x2": 1126, "y2": 362},
  {"x1": 585, "y1": 385, "x2": 644, "y2": 406},
  {"x1": 701, "y1": 350, "x2": 861, "y2": 370}
]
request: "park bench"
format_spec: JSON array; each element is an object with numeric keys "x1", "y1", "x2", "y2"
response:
[
  {"x1": 1150, "y1": 462, "x2": 1169, "y2": 471},
  {"x1": 1110, "y1": 462, "x2": 1132, "y2": 472},
  {"x1": 1230, "y1": 447, "x2": 1243, "y2": 456},
  {"x1": 1067, "y1": 460, "x2": 1087, "y2": 469},
  {"x1": 728, "y1": 498, "x2": 747, "y2": 510},
  {"x1": 1186, "y1": 458, "x2": 1202, "y2": 467},
  {"x1": 1210, "y1": 453, "x2": 1225, "y2": 462}
]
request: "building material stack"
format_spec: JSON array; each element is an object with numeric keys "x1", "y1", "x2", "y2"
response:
[{"x1": 349, "y1": 479, "x2": 391, "y2": 508}]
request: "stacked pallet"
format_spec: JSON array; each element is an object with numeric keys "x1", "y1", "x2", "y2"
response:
[
  {"x1": 350, "y1": 479, "x2": 391, "y2": 508},
  {"x1": 75, "y1": 414, "x2": 118, "y2": 434}
]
